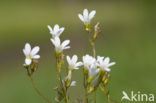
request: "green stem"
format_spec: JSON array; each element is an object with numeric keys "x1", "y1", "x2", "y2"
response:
[
  {"x1": 26, "y1": 70, "x2": 52, "y2": 103},
  {"x1": 85, "y1": 91, "x2": 88, "y2": 103},
  {"x1": 56, "y1": 54, "x2": 69, "y2": 103},
  {"x1": 94, "y1": 91, "x2": 96, "y2": 103},
  {"x1": 88, "y1": 29, "x2": 97, "y2": 103}
]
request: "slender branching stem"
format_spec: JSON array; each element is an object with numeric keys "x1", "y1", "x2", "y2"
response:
[{"x1": 27, "y1": 73, "x2": 52, "y2": 103}]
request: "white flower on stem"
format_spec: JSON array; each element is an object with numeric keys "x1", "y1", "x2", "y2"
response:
[
  {"x1": 88, "y1": 64, "x2": 100, "y2": 79},
  {"x1": 70, "y1": 81, "x2": 76, "y2": 87},
  {"x1": 82, "y1": 54, "x2": 96, "y2": 69},
  {"x1": 66, "y1": 55, "x2": 83, "y2": 70},
  {"x1": 23, "y1": 43, "x2": 40, "y2": 65},
  {"x1": 97, "y1": 56, "x2": 116, "y2": 72},
  {"x1": 50, "y1": 37, "x2": 70, "y2": 53},
  {"x1": 47, "y1": 24, "x2": 65, "y2": 38},
  {"x1": 78, "y1": 9, "x2": 96, "y2": 25}
]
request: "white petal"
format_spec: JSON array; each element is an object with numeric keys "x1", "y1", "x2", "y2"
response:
[
  {"x1": 83, "y1": 9, "x2": 88, "y2": 18},
  {"x1": 25, "y1": 43, "x2": 31, "y2": 55},
  {"x1": 72, "y1": 55, "x2": 78, "y2": 63},
  {"x1": 76, "y1": 62, "x2": 83, "y2": 67},
  {"x1": 50, "y1": 38, "x2": 56, "y2": 46},
  {"x1": 62, "y1": 40, "x2": 70, "y2": 48},
  {"x1": 32, "y1": 55, "x2": 40, "y2": 59},
  {"x1": 54, "y1": 37, "x2": 61, "y2": 46},
  {"x1": 66, "y1": 56, "x2": 71, "y2": 65},
  {"x1": 23, "y1": 49, "x2": 27, "y2": 56},
  {"x1": 54, "y1": 24, "x2": 59, "y2": 32},
  {"x1": 97, "y1": 56, "x2": 104, "y2": 61},
  {"x1": 105, "y1": 68, "x2": 111, "y2": 72},
  {"x1": 74, "y1": 68, "x2": 79, "y2": 70},
  {"x1": 47, "y1": 25, "x2": 53, "y2": 32},
  {"x1": 108, "y1": 62, "x2": 116, "y2": 67},
  {"x1": 57, "y1": 27, "x2": 64, "y2": 36},
  {"x1": 50, "y1": 31, "x2": 55, "y2": 37},
  {"x1": 78, "y1": 14, "x2": 84, "y2": 22},
  {"x1": 104, "y1": 57, "x2": 110, "y2": 64},
  {"x1": 70, "y1": 81, "x2": 76, "y2": 87},
  {"x1": 89, "y1": 10, "x2": 96, "y2": 20},
  {"x1": 31, "y1": 46, "x2": 40, "y2": 56},
  {"x1": 63, "y1": 46, "x2": 70, "y2": 50},
  {"x1": 25, "y1": 58, "x2": 32, "y2": 65}
]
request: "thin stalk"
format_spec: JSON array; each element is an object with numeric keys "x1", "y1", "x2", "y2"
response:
[
  {"x1": 92, "y1": 41, "x2": 96, "y2": 58},
  {"x1": 94, "y1": 91, "x2": 96, "y2": 103},
  {"x1": 65, "y1": 90, "x2": 69, "y2": 103},
  {"x1": 83, "y1": 72, "x2": 88, "y2": 103},
  {"x1": 56, "y1": 54, "x2": 69, "y2": 103},
  {"x1": 29, "y1": 75, "x2": 53, "y2": 103},
  {"x1": 87, "y1": 30, "x2": 97, "y2": 103},
  {"x1": 85, "y1": 92, "x2": 89, "y2": 103}
]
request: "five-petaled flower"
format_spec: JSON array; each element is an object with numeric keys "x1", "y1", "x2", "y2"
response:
[
  {"x1": 97, "y1": 56, "x2": 116, "y2": 72},
  {"x1": 78, "y1": 9, "x2": 96, "y2": 26},
  {"x1": 23, "y1": 43, "x2": 40, "y2": 65},
  {"x1": 48, "y1": 24, "x2": 65, "y2": 38},
  {"x1": 66, "y1": 55, "x2": 83, "y2": 70},
  {"x1": 50, "y1": 37, "x2": 70, "y2": 53}
]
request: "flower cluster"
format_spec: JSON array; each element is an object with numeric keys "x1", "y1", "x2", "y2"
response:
[
  {"x1": 82, "y1": 54, "x2": 115, "y2": 93},
  {"x1": 22, "y1": 8, "x2": 116, "y2": 103}
]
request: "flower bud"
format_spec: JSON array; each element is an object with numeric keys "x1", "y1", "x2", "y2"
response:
[
  {"x1": 93, "y1": 22, "x2": 100, "y2": 40},
  {"x1": 30, "y1": 59, "x2": 38, "y2": 72},
  {"x1": 65, "y1": 70, "x2": 72, "y2": 87}
]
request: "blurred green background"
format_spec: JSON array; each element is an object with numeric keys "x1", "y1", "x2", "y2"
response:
[{"x1": 0, "y1": 0, "x2": 156, "y2": 103}]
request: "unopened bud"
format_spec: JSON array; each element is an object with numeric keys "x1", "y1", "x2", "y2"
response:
[
  {"x1": 65, "y1": 70, "x2": 72, "y2": 87},
  {"x1": 30, "y1": 59, "x2": 38, "y2": 72},
  {"x1": 93, "y1": 22, "x2": 100, "y2": 40}
]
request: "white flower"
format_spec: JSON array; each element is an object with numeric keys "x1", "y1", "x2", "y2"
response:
[
  {"x1": 50, "y1": 37, "x2": 70, "y2": 53},
  {"x1": 88, "y1": 64, "x2": 100, "y2": 79},
  {"x1": 70, "y1": 81, "x2": 76, "y2": 87},
  {"x1": 66, "y1": 55, "x2": 83, "y2": 70},
  {"x1": 97, "y1": 56, "x2": 116, "y2": 72},
  {"x1": 82, "y1": 54, "x2": 96, "y2": 69},
  {"x1": 47, "y1": 24, "x2": 65, "y2": 38},
  {"x1": 78, "y1": 9, "x2": 96, "y2": 25},
  {"x1": 23, "y1": 43, "x2": 40, "y2": 65}
]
